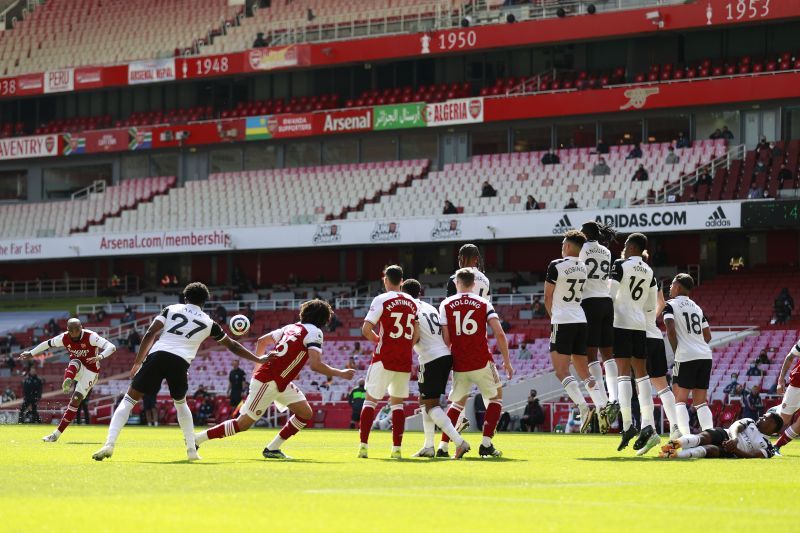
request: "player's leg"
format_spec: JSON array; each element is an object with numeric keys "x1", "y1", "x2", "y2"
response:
[
  {"x1": 417, "y1": 356, "x2": 465, "y2": 457},
  {"x1": 775, "y1": 386, "x2": 800, "y2": 449},
  {"x1": 62, "y1": 360, "x2": 81, "y2": 394},
  {"x1": 775, "y1": 413, "x2": 800, "y2": 449},
  {"x1": 196, "y1": 377, "x2": 271, "y2": 445},
  {"x1": 43, "y1": 392, "x2": 82, "y2": 442},
  {"x1": 647, "y1": 338, "x2": 678, "y2": 438},
  {"x1": 359, "y1": 362, "x2": 388, "y2": 457},
  {"x1": 574, "y1": 324, "x2": 607, "y2": 431},
  {"x1": 162, "y1": 355, "x2": 198, "y2": 460},
  {"x1": 92, "y1": 385, "x2": 144, "y2": 460},
  {"x1": 387, "y1": 371, "x2": 411, "y2": 458},
  {"x1": 673, "y1": 444, "x2": 719, "y2": 459},
  {"x1": 439, "y1": 372, "x2": 469, "y2": 456},
  {"x1": 264, "y1": 384, "x2": 312, "y2": 459},
  {"x1": 476, "y1": 364, "x2": 504, "y2": 457},
  {"x1": 631, "y1": 355, "x2": 658, "y2": 451},
  {"x1": 692, "y1": 361, "x2": 713, "y2": 430}
]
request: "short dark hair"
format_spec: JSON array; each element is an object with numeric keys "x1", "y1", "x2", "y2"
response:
[
  {"x1": 626, "y1": 232, "x2": 648, "y2": 253},
  {"x1": 765, "y1": 412, "x2": 784, "y2": 435},
  {"x1": 563, "y1": 230, "x2": 586, "y2": 248},
  {"x1": 458, "y1": 244, "x2": 482, "y2": 268},
  {"x1": 673, "y1": 273, "x2": 695, "y2": 291},
  {"x1": 455, "y1": 268, "x2": 475, "y2": 287},
  {"x1": 183, "y1": 282, "x2": 210, "y2": 306},
  {"x1": 401, "y1": 279, "x2": 422, "y2": 299},
  {"x1": 299, "y1": 299, "x2": 333, "y2": 328},
  {"x1": 383, "y1": 265, "x2": 403, "y2": 285}
]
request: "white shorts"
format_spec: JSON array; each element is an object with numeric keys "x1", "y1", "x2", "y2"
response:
[
  {"x1": 780, "y1": 385, "x2": 800, "y2": 416},
  {"x1": 448, "y1": 362, "x2": 501, "y2": 402},
  {"x1": 241, "y1": 378, "x2": 306, "y2": 420},
  {"x1": 74, "y1": 364, "x2": 98, "y2": 397},
  {"x1": 365, "y1": 361, "x2": 410, "y2": 399}
]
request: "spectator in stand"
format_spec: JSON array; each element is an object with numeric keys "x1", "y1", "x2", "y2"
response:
[
  {"x1": 754, "y1": 160, "x2": 767, "y2": 175},
  {"x1": 665, "y1": 146, "x2": 680, "y2": 165},
  {"x1": 564, "y1": 197, "x2": 578, "y2": 209},
  {"x1": 520, "y1": 390, "x2": 545, "y2": 432},
  {"x1": 676, "y1": 132, "x2": 691, "y2": 149},
  {"x1": 500, "y1": 318, "x2": 512, "y2": 333},
  {"x1": 778, "y1": 163, "x2": 793, "y2": 188},
  {"x1": 525, "y1": 195, "x2": 540, "y2": 210},
  {"x1": 17, "y1": 366, "x2": 42, "y2": 423},
  {"x1": 46, "y1": 318, "x2": 58, "y2": 336},
  {"x1": 95, "y1": 308, "x2": 106, "y2": 323},
  {"x1": 769, "y1": 141, "x2": 782, "y2": 161},
  {"x1": 709, "y1": 128, "x2": 723, "y2": 140},
  {"x1": 742, "y1": 386, "x2": 764, "y2": 419},
  {"x1": 595, "y1": 138, "x2": 609, "y2": 154},
  {"x1": 143, "y1": 392, "x2": 158, "y2": 426},
  {"x1": 480, "y1": 181, "x2": 497, "y2": 198},
  {"x1": 541, "y1": 149, "x2": 560, "y2": 165},
  {"x1": 756, "y1": 349, "x2": 770, "y2": 365},
  {"x1": 228, "y1": 359, "x2": 246, "y2": 407},
  {"x1": 193, "y1": 384, "x2": 208, "y2": 400},
  {"x1": 773, "y1": 288, "x2": 794, "y2": 324},
  {"x1": 214, "y1": 304, "x2": 227, "y2": 324},
  {"x1": 632, "y1": 164, "x2": 649, "y2": 181},
  {"x1": 2, "y1": 386, "x2": 16, "y2": 403},
  {"x1": 721, "y1": 126, "x2": 734, "y2": 141},
  {"x1": 517, "y1": 343, "x2": 532, "y2": 360},
  {"x1": 532, "y1": 300, "x2": 547, "y2": 317},
  {"x1": 328, "y1": 313, "x2": 342, "y2": 332},
  {"x1": 160, "y1": 274, "x2": 171, "y2": 288},
  {"x1": 592, "y1": 157, "x2": 611, "y2": 176},
  {"x1": 348, "y1": 379, "x2": 366, "y2": 429},
  {"x1": 626, "y1": 143, "x2": 643, "y2": 160},
  {"x1": 242, "y1": 303, "x2": 255, "y2": 324},
  {"x1": 756, "y1": 135, "x2": 769, "y2": 152},
  {"x1": 196, "y1": 396, "x2": 215, "y2": 426},
  {"x1": 127, "y1": 328, "x2": 141, "y2": 354},
  {"x1": 723, "y1": 373, "x2": 739, "y2": 394},
  {"x1": 345, "y1": 356, "x2": 357, "y2": 370},
  {"x1": 731, "y1": 383, "x2": 745, "y2": 398},
  {"x1": 5, "y1": 353, "x2": 16, "y2": 374},
  {"x1": 122, "y1": 307, "x2": 136, "y2": 323},
  {"x1": 694, "y1": 169, "x2": 713, "y2": 192},
  {"x1": 253, "y1": 32, "x2": 268, "y2": 48},
  {"x1": 443, "y1": 200, "x2": 458, "y2": 215},
  {"x1": 748, "y1": 182, "x2": 763, "y2": 199}
]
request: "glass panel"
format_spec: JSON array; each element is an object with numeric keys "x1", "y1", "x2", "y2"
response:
[
  {"x1": 471, "y1": 128, "x2": 507, "y2": 156},
  {"x1": 695, "y1": 110, "x2": 740, "y2": 144},
  {"x1": 513, "y1": 125, "x2": 551, "y2": 152},
  {"x1": 601, "y1": 118, "x2": 642, "y2": 146},
  {"x1": 646, "y1": 114, "x2": 691, "y2": 144},
  {"x1": 322, "y1": 138, "x2": 358, "y2": 165},
  {"x1": 400, "y1": 131, "x2": 438, "y2": 165},
  {"x1": 43, "y1": 165, "x2": 111, "y2": 199},
  {"x1": 362, "y1": 136, "x2": 397, "y2": 163},
  {"x1": 285, "y1": 141, "x2": 321, "y2": 168},
  {"x1": 210, "y1": 148, "x2": 243, "y2": 173},
  {"x1": 244, "y1": 144, "x2": 279, "y2": 170},
  {"x1": 556, "y1": 122, "x2": 595, "y2": 148},
  {"x1": 121, "y1": 155, "x2": 149, "y2": 180},
  {"x1": 0, "y1": 170, "x2": 27, "y2": 200},
  {"x1": 150, "y1": 153, "x2": 179, "y2": 177}
]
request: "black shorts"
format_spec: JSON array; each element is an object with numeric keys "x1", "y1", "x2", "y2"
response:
[
  {"x1": 646, "y1": 337, "x2": 668, "y2": 378},
  {"x1": 613, "y1": 328, "x2": 647, "y2": 359},
  {"x1": 418, "y1": 355, "x2": 453, "y2": 400},
  {"x1": 131, "y1": 351, "x2": 190, "y2": 399},
  {"x1": 673, "y1": 359, "x2": 712, "y2": 390},
  {"x1": 550, "y1": 323, "x2": 588, "y2": 356},
  {"x1": 581, "y1": 298, "x2": 614, "y2": 348}
]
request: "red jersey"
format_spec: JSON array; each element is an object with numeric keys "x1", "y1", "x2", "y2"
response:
[
  {"x1": 46, "y1": 329, "x2": 112, "y2": 373},
  {"x1": 364, "y1": 291, "x2": 418, "y2": 372},
  {"x1": 438, "y1": 293, "x2": 498, "y2": 372},
  {"x1": 253, "y1": 323, "x2": 324, "y2": 391},
  {"x1": 789, "y1": 357, "x2": 800, "y2": 388}
]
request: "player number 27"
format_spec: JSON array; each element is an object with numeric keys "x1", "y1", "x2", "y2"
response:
[
  {"x1": 453, "y1": 309, "x2": 478, "y2": 336},
  {"x1": 166, "y1": 313, "x2": 207, "y2": 338},
  {"x1": 389, "y1": 312, "x2": 414, "y2": 340}
]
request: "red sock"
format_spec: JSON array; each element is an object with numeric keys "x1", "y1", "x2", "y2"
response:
[
  {"x1": 359, "y1": 401, "x2": 377, "y2": 444},
  {"x1": 57, "y1": 405, "x2": 78, "y2": 433},
  {"x1": 63, "y1": 361, "x2": 79, "y2": 382},
  {"x1": 482, "y1": 400, "x2": 502, "y2": 438},
  {"x1": 391, "y1": 405, "x2": 405, "y2": 447},
  {"x1": 206, "y1": 419, "x2": 240, "y2": 440},
  {"x1": 776, "y1": 426, "x2": 798, "y2": 448},
  {"x1": 278, "y1": 415, "x2": 309, "y2": 440},
  {"x1": 441, "y1": 404, "x2": 463, "y2": 443}
]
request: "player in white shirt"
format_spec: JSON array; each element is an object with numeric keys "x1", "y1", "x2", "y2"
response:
[
  {"x1": 609, "y1": 233, "x2": 659, "y2": 454},
  {"x1": 92, "y1": 282, "x2": 267, "y2": 462},
  {"x1": 662, "y1": 273, "x2": 714, "y2": 438},
  {"x1": 545, "y1": 230, "x2": 606, "y2": 433},
  {"x1": 401, "y1": 279, "x2": 470, "y2": 459},
  {"x1": 660, "y1": 412, "x2": 782, "y2": 459}
]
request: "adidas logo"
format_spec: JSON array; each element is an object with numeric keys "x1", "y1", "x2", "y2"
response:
[
  {"x1": 705, "y1": 206, "x2": 731, "y2": 227},
  {"x1": 552, "y1": 214, "x2": 574, "y2": 234}
]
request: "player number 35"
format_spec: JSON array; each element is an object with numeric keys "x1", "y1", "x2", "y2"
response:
[{"x1": 389, "y1": 312, "x2": 414, "y2": 340}]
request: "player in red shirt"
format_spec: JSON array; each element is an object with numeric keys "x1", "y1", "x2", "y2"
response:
[
  {"x1": 359, "y1": 265, "x2": 419, "y2": 459},
  {"x1": 19, "y1": 318, "x2": 116, "y2": 442},
  {"x1": 439, "y1": 268, "x2": 513, "y2": 457},
  {"x1": 195, "y1": 299, "x2": 355, "y2": 458}
]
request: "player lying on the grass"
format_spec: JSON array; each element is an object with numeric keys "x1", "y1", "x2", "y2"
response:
[
  {"x1": 92, "y1": 282, "x2": 265, "y2": 462},
  {"x1": 195, "y1": 299, "x2": 355, "y2": 459},
  {"x1": 401, "y1": 279, "x2": 470, "y2": 459},
  {"x1": 772, "y1": 338, "x2": 800, "y2": 450},
  {"x1": 659, "y1": 412, "x2": 782, "y2": 459},
  {"x1": 19, "y1": 318, "x2": 115, "y2": 442}
]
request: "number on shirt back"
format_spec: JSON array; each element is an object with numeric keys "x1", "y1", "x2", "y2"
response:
[
  {"x1": 453, "y1": 309, "x2": 478, "y2": 336},
  {"x1": 271, "y1": 334, "x2": 299, "y2": 357},
  {"x1": 586, "y1": 258, "x2": 610, "y2": 280},
  {"x1": 166, "y1": 313, "x2": 207, "y2": 338},
  {"x1": 421, "y1": 312, "x2": 442, "y2": 336},
  {"x1": 682, "y1": 312, "x2": 702, "y2": 334},
  {"x1": 562, "y1": 279, "x2": 586, "y2": 302},
  {"x1": 389, "y1": 312, "x2": 414, "y2": 339},
  {"x1": 629, "y1": 278, "x2": 645, "y2": 300}
]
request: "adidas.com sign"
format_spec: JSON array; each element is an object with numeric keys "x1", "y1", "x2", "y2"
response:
[
  {"x1": 552, "y1": 214, "x2": 574, "y2": 235},
  {"x1": 705, "y1": 206, "x2": 731, "y2": 228}
]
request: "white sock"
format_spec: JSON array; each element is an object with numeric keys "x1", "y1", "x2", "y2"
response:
[
  {"x1": 422, "y1": 408, "x2": 435, "y2": 449},
  {"x1": 635, "y1": 375, "x2": 655, "y2": 429},
  {"x1": 678, "y1": 433, "x2": 701, "y2": 448},
  {"x1": 195, "y1": 430, "x2": 209, "y2": 445},
  {"x1": 618, "y1": 376, "x2": 633, "y2": 430},
  {"x1": 675, "y1": 402, "x2": 691, "y2": 436},
  {"x1": 584, "y1": 378, "x2": 608, "y2": 409},
  {"x1": 104, "y1": 394, "x2": 136, "y2": 447},
  {"x1": 677, "y1": 446, "x2": 706, "y2": 459},
  {"x1": 696, "y1": 402, "x2": 713, "y2": 430},
  {"x1": 267, "y1": 434, "x2": 285, "y2": 451},
  {"x1": 562, "y1": 376, "x2": 587, "y2": 408},
  {"x1": 588, "y1": 361, "x2": 605, "y2": 394},
  {"x1": 481, "y1": 436, "x2": 492, "y2": 447},
  {"x1": 603, "y1": 359, "x2": 619, "y2": 403},
  {"x1": 392, "y1": 445, "x2": 401, "y2": 453},
  {"x1": 174, "y1": 398, "x2": 196, "y2": 451},
  {"x1": 428, "y1": 406, "x2": 463, "y2": 446},
  {"x1": 657, "y1": 387, "x2": 678, "y2": 433}
]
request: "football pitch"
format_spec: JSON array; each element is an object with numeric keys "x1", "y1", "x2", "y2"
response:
[{"x1": 2, "y1": 425, "x2": 797, "y2": 532}]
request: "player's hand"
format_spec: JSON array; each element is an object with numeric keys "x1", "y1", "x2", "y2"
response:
[
  {"x1": 722, "y1": 439, "x2": 738, "y2": 453},
  {"x1": 503, "y1": 361, "x2": 514, "y2": 380},
  {"x1": 17, "y1": 351, "x2": 32, "y2": 361},
  {"x1": 256, "y1": 355, "x2": 270, "y2": 365},
  {"x1": 339, "y1": 368, "x2": 356, "y2": 380},
  {"x1": 129, "y1": 363, "x2": 141, "y2": 379},
  {"x1": 776, "y1": 381, "x2": 785, "y2": 395},
  {"x1": 87, "y1": 356, "x2": 102, "y2": 367}
]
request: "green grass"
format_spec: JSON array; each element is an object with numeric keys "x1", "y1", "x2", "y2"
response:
[
  {"x1": 0, "y1": 297, "x2": 108, "y2": 315},
  {"x1": 1, "y1": 425, "x2": 797, "y2": 532}
]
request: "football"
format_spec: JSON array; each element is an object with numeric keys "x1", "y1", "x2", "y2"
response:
[{"x1": 229, "y1": 314, "x2": 250, "y2": 336}]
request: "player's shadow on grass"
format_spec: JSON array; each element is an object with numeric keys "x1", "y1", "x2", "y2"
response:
[
  {"x1": 136, "y1": 460, "x2": 225, "y2": 465},
  {"x1": 372, "y1": 457, "x2": 526, "y2": 464},
  {"x1": 577, "y1": 457, "x2": 658, "y2": 462},
  {"x1": 65, "y1": 442, "x2": 104, "y2": 445},
  {"x1": 240, "y1": 458, "x2": 337, "y2": 464}
]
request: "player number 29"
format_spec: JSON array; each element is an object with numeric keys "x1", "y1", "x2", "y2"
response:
[
  {"x1": 453, "y1": 309, "x2": 478, "y2": 336},
  {"x1": 388, "y1": 312, "x2": 414, "y2": 340},
  {"x1": 585, "y1": 258, "x2": 610, "y2": 280}
]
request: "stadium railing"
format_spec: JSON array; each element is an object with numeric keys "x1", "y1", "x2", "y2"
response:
[{"x1": 0, "y1": 277, "x2": 139, "y2": 299}]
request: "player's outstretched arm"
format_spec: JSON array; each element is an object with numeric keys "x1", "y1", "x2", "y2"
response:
[
  {"x1": 309, "y1": 349, "x2": 356, "y2": 380},
  {"x1": 218, "y1": 336, "x2": 265, "y2": 364},
  {"x1": 87, "y1": 333, "x2": 116, "y2": 365},
  {"x1": 489, "y1": 317, "x2": 513, "y2": 380},
  {"x1": 130, "y1": 321, "x2": 163, "y2": 378},
  {"x1": 254, "y1": 333, "x2": 276, "y2": 356},
  {"x1": 18, "y1": 335, "x2": 62, "y2": 360}
]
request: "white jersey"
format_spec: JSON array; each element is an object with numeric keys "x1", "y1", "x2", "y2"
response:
[
  {"x1": 150, "y1": 303, "x2": 227, "y2": 364},
  {"x1": 414, "y1": 299, "x2": 450, "y2": 364},
  {"x1": 447, "y1": 267, "x2": 491, "y2": 301},
  {"x1": 579, "y1": 241, "x2": 612, "y2": 300},
  {"x1": 662, "y1": 295, "x2": 712, "y2": 362},
  {"x1": 546, "y1": 257, "x2": 588, "y2": 324},
  {"x1": 610, "y1": 255, "x2": 657, "y2": 331},
  {"x1": 645, "y1": 280, "x2": 663, "y2": 339},
  {"x1": 726, "y1": 418, "x2": 775, "y2": 458}
]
